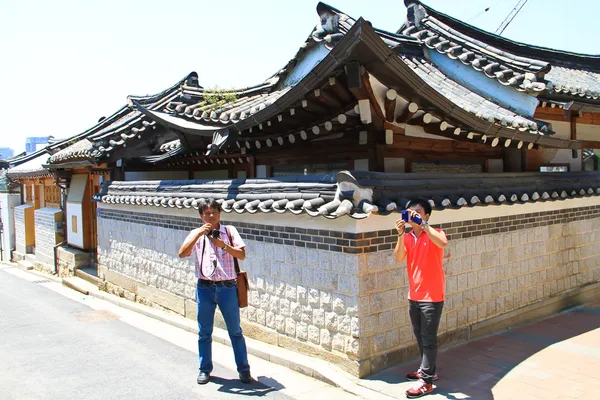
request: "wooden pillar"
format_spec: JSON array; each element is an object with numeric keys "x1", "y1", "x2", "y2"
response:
[
  {"x1": 370, "y1": 143, "x2": 385, "y2": 172},
  {"x1": 570, "y1": 111, "x2": 578, "y2": 160},
  {"x1": 247, "y1": 156, "x2": 255, "y2": 178},
  {"x1": 33, "y1": 184, "x2": 42, "y2": 209}
]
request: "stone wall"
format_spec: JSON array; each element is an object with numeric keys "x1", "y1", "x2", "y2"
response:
[
  {"x1": 96, "y1": 207, "x2": 362, "y2": 373},
  {"x1": 354, "y1": 205, "x2": 600, "y2": 376},
  {"x1": 33, "y1": 208, "x2": 63, "y2": 268},
  {"x1": 96, "y1": 199, "x2": 600, "y2": 377},
  {"x1": 56, "y1": 246, "x2": 92, "y2": 277},
  {"x1": 14, "y1": 204, "x2": 34, "y2": 255}
]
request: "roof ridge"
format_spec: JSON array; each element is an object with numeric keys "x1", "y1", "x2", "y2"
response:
[{"x1": 403, "y1": 0, "x2": 600, "y2": 71}]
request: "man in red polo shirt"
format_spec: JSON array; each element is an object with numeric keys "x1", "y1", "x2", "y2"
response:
[{"x1": 394, "y1": 199, "x2": 448, "y2": 398}]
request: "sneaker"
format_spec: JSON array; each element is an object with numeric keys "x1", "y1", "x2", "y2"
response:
[
  {"x1": 405, "y1": 379, "x2": 434, "y2": 398},
  {"x1": 197, "y1": 372, "x2": 210, "y2": 385},
  {"x1": 406, "y1": 369, "x2": 438, "y2": 381}
]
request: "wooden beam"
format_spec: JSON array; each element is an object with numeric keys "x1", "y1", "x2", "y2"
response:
[
  {"x1": 580, "y1": 140, "x2": 600, "y2": 149},
  {"x1": 301, "y1": 98, "x2": 330, "y2": 115},
  {"x1": 383, "y1": 121, "x2": 405, "y2": 135},
  {"x1": 313, "y1": 88, "x2": 342, "y2": 110},
  {"x1": 327, "y1": 76, "x2": 354, "y2": 104},
  {"x1": 360, "y1": 73, "x2": 385, "y2": 131},
  {"x1": 396, "y1": 102, "x2": 419, "y2": 123},
  {"x1": 384, "y1": 89, "x2": 397, "y2": 122}
]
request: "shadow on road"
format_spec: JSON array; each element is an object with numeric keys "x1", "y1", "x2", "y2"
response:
[
  {"x1": 364, "y1": 303, "x2": 600, "y2": 399},
  {"x1": 211, "y1": 375, "x2": 284, "y2": 397}
]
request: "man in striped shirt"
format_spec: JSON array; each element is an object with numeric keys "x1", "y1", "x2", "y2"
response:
[{"x1": 179, "y1": 198, "x2": 252, "y2": 385}]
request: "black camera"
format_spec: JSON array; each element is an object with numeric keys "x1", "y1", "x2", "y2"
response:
[{"x1": 209, "y1": 229, "x2": 220, "y2": 239}]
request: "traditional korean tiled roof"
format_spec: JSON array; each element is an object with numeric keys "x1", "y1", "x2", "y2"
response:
[
  {"x1": 165, "y1": 86, "x2": 292, "y2": 127},
  {"x1": 6, "y1": 152, "x2": 52, "y2": 179},
  {"x1": 48, "y1": 1, "x2": 594, "y2": 166},
  {"x1": 144, "y1": 3, "x2": 574, "y2": 156},
  {"x1": 94, "y1": 170, "x2": 600, "y2": 219},
  {"x1": 400, "y1": 54, "x2": 551, "y2": 134},
  {"x1": 545, "y1": 67, "x2": 600, "y2": 100},
  {"x1": 46, "y1": 73, "x2": 199, "y2": 165},
  {"x1": 159, "y1": 139, "x2": 182, "y2": 153},
  {"x1": 401, "y1": 0, "x2": 600, "y2": 100}
]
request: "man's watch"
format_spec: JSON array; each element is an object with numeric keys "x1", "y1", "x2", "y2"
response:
[{"x1": 422, "y1": 220, "x2": 429, "y2": 227}]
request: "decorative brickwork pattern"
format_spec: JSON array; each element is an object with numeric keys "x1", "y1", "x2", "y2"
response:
[
  {"x1": 34, "y1": 208, "x2": 62, "y2": 267},
  {"x1": 97, "y1": 209, "x2": 376, "y2": 254},
  {"x1": 97, "y1": 204, "x2": 600, "y2": 377},
  {"x1": 14, "y1": 204, "x2": 34, "y2": 254},
  {"x1": 97, "y1": 209, "x2": 361, "y2": 359},
  {"x1": 356, "y1": 216, "x2": 600, "y2": 375}
]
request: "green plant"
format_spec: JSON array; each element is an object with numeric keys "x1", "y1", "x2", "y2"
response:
[{"x1": 203, "y1": 86, "x2": 237, "y2": 104}]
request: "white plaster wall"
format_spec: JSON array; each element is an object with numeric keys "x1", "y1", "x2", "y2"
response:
[
  {"x1": 0, "y1": 194, "x2": 21, "y2": 261},
  {"x1": 576, "y1": 123, "x2": 600, "y2": 141},
  {"x1": 548, "y1": 149, "x2": 582, "y2": 172},
  {"x1": 66, "y1": 203, "x2": 83, "y2": 248}
]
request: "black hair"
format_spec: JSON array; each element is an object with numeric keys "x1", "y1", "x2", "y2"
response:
[
  {"x1": 197, "y1": 198, "x2": 221, "y2": 215},
  {"x1": 408, "y1": 198, "x2": 432, "y2": 216}
]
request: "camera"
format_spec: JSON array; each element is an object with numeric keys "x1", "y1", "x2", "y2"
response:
[
  {"x1": 401, "y1": 210, "x2": 423, "y2": 225},
  {"x1": 209, "y1": 229, "x2": 221, "y2": 239}
]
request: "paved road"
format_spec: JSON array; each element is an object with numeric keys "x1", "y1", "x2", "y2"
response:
[
  {"x1": 0, "y1": 266, "x2": 296, "y2": 400},
  {"x1": 360, "y1": 300, "x2": 600, "y2": 399}
]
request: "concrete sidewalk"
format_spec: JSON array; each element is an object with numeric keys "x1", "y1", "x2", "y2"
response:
[
  {"x1": 360, "y1": 301, "x2": 600, "y2": 399},
  {"x1": 6, "y1": 260, "x2": 600, "y2": 399}
]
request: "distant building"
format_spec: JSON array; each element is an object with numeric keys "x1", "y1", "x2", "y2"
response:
[
  {"x1": 0, "y1": 147, "x2": 14, "y2": 160},
  {"x1": 25, "y1": 136, "x2": 54, "y2": 153}
]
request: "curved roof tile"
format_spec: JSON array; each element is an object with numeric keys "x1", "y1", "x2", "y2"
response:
[{"x1": 93, "y1": 171, "x2": 600, "y2": 219}]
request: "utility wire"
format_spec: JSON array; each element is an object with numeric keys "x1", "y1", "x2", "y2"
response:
[{"x1": 496, "y1": 0, "x2": 530, "y2": 35}]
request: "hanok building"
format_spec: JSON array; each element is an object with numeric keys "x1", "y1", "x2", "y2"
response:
[
  {"x1": 42, "y1": 1, "x2": 600, "y2": 377},
  {"x1": 5, "y1": 149, "x2": 64, "y2": 271}
]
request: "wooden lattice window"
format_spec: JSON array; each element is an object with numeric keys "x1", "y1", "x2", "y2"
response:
[
  {"x1": 25, "y1": 184, "x2": 33, "y2": 203},
  {"x1": 44, "y1": 185, "x2": 60, "y2": 206}
]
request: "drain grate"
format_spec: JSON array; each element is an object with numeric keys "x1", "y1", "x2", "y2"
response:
[{"x1": 31, "y1": 279, "x2": 50, "y2": 284}]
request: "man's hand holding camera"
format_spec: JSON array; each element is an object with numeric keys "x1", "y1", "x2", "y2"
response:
[
  {"x1": 207, "y1": 227, "x2": 227, "y2": 250},
  {"x1": 197, "y1": 223, "x2": 227, "y2": 250}
]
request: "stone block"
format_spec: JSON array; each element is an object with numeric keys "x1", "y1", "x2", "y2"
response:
[
  {"x1": 296, "y1": 322, "x2": 308, "y2": 341},
  {"x1": 332, "y1": 333, "x2": 345, "y2": 352},
  {"x1": 320, "y1": 329, "x2": 332, "y2": 350},
  {"x1": 369, "y1": 289, "x2": 397, "y2": 314},
  {"x1": 137, "y1": 283, "x2": 186, "y2": 315},
  {"x1": 185, "y1": 299, "x2": 197, "y2": 320},
  {"x1": 105, "y1": 269, "x2": 138, "y2": 294},
  {"x1": 308, "y1": 325, "x2": 320, "y2": 344}
]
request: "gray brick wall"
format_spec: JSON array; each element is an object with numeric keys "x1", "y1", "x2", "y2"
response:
[
  {"x1": 96, "y1": 201, "x2": 600, "y2": 377},
  {"x1": 97, "y1": 209, "x2": 361, "y2": 358},
  {"x1": 34, "y1": 208, "x2": 62, "y2": 266},
  {"x1": 14, "y1": 204, "x2": 33, "y2": 254}
]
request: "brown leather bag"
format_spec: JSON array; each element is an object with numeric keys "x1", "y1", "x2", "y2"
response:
[{"x1": 226, "y1": 226, "x2": 249, "y2": 308}]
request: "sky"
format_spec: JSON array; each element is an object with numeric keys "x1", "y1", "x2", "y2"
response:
[{"x1": 1, "y1": 0, "x2": 599, "y2": 155}]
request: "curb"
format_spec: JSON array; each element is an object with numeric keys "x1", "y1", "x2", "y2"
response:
[{"x1": 1, "y1": 261, "x2": 391, "y2": 400}]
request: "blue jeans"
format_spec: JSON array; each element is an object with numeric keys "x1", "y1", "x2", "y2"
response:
[{"x1": 196, "y1": 281, "x2": 250, "y2": 373}]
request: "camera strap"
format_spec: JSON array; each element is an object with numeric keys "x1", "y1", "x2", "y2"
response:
[
  {"x1": 225, "y1": 226, "x2": 241, "y2": 275},
  {"x1": 199, "y1": 236, "x2": 210, "y2": 278}
]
